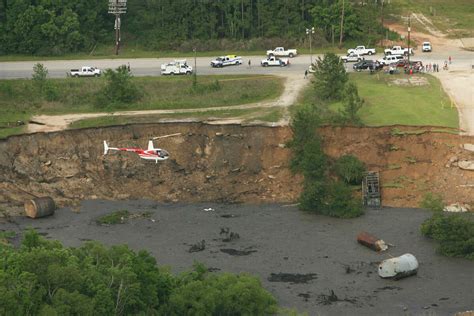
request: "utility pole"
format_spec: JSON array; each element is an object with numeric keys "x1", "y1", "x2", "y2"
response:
[
  {"x1": 306, "y1": 27, "x2": 315, "y2": 65},
  {"x1": 108, "y1": 0, "x2": 127, "y2": 55},
  {"x1": 193, "y1": 47, "x2": 197, "y2": 87},
  {"x1": 339, "y1": 0, "x2": 345, "y2": 48},
  {"x1": 407, "y1": 14, "x2": 411, "y2": 65}
]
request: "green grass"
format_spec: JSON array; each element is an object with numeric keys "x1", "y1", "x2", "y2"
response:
[
  {"x1": 0, "y1": 75, "x2": 283, "y2": 138},
  {"x1": 353, "y1": 73, "x2": 458, "y2": 128},
  {"x1": 96, "y1": 210, "x2": 130, "y2": 225},
  {"x1": 296, "y1": 73, "x2": 458, "y2": 128},
  {"x1": 390, "y1": 0, "x2": 474, "y2": 36}
]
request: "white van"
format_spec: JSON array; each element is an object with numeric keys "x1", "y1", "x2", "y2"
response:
[{"x1": 378, "y1": 55, "x2": 404, "y2": 66}]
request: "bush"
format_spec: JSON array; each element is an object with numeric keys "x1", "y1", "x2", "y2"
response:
[
  {"x1": 340, "y1": 82, "x2": 364, "y2": 125},
  {"x1": 96, "y1": 65, "x2": 142, "y2": 107},
  {"x1": 96, "y1": 210, "x2": 130, "y2": 225},
  {"x1": 334, "y1": 155, "x2": 366, "y2": 185},
  {"x1": 420, "y1": 192, "x2": 444, "y2": 212},
  {"x1": 322, "y1": 181, "x2": 364, "y2": 218},
  {"x1": 421, "y1": 213, "x2": 474, "y2": 260}
]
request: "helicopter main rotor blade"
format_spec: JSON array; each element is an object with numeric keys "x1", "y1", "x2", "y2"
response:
[{"x1": 152, "y1": 133, "x2": 182, "y2": 140}]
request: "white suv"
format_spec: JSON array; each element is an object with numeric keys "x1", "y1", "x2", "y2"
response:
[
  {"x1": 422, "y1": 42, "x2": 432, "y2": 52},
  {"x1": 378, "y1": 55, "x2": 404, "y2": 66}
]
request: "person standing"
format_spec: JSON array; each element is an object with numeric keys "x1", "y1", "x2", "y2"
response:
[
  {"x1": 248, "y1": 59, "x2": 251, "y2": 68},
  {"x1": 304, "y1": 70, "x2": 308, "y2": 79},
  {"x1": 449, "y1": 56, "x2": 452, "y2": 64}
]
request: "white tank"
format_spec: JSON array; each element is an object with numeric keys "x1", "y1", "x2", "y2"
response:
[{"x1": 378, "y1": 253, "x2": 419, "y2": 280}]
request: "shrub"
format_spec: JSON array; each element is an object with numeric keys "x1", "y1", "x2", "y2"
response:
[
  {"x1": 96, "y1": 65, "x2": 142, "y2": 107},
  {"x1": 420, "y1": 192, "x2": 444, "y2": 212},
  {"x1": 340, "y1": 82, "x2": 364, "y2": 125},
  {"x1": 96, "y1": 210, "x2": 130, "y2": 225},
  {"x1": 32, "y1": 63, "x2": 48, "y2": 83},
  {"x1": 421, "y1": 213, "x2": 474, "y2": 260},
  {"x1": 322, "y1": 181, "x2": 364, "y2": 218},
  {"x1": 334, "y1": 155, "x2": 366, "y2": 185}
]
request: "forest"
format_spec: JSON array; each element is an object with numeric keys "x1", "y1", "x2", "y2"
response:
[{"x1": 0, "y1": 0, "x2": 389, "y2": 55}]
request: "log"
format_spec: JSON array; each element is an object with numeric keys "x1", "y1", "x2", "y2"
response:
[{"x1": 24, "y1": 197, "x2": 56, "y2": 218}]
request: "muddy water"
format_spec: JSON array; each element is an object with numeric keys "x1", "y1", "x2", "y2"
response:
[{"x1": 4, "y1": 201, "x2": 473, "y2": 315}]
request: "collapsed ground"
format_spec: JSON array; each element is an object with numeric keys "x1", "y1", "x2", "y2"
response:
[{"x1": 1, "y1": 123, "x2": 473, "y2": 210}]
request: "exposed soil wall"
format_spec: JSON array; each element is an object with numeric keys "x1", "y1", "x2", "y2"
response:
[{"x1": 0, "y1": 123, "x2": 473, "y2": 208}]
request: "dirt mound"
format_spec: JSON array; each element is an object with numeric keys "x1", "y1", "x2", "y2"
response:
[{"x1": 0, "y1": 123, "x2": 473, "y2": 209}]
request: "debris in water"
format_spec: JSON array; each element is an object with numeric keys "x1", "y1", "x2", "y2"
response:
[
  {"x1": 188, "y1": 240, "x2": 206, "y2": 253},
  {"x1": 298, "y1": 292, "x2": 311, "y2": 302},
  {"x1": 317, "y1": 290, "x2": 356, "y2": 305},
  {"x1": 220, "y1": 214, "x2": 239, "y2": 218},
  {"x1": 357, "y1": 232, "x2": 388, "y2": 251},
  {"x1": 378, "y1": 253, "x2": 418, "y2": 280},
  {"x1": 268, "y1": 273, "x2": 317, "y2": 284},
  {"x1": 220, "y1": 248, "x2": 256, "y2": 256},
  {"x1": 203, "y1": 207, "x2": 214, "y2": 212},
  {"x1": 220, "y1": 227, "x2": 240, "y2": 242}
]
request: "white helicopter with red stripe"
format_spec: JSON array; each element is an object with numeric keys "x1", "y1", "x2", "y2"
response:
[{"x1": 103, "y1": 133, "x2": 181, "y2": 163}]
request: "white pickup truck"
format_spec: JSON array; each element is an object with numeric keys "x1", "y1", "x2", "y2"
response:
[
  {"x1": 161, "y1": 60, "x2": 193, "y2": 75},
  {"x1": 266, "y1": 47, "x2": 297, "y2": 58},
  {"x1": 384, "y1": 46, "x2": 413, "y2": 56},
  {"x1": 261, "y1": 56, "x2": 289, "y2": 67},
  {"x1": 347, "y1": 46, "x2": 376, "y2": 56},
  {"x1": 341, "y1": 53, "x2": 363, "y2": 63},
  {"x1": 69, "y1": 66, "x2": 101, "y2": 77}
]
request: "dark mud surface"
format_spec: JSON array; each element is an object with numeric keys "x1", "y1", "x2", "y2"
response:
[{"x1": 2, "y1": 201, "x2": 474, "y2": 315}]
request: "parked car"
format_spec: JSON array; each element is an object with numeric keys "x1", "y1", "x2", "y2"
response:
[
  {"x1": 161, "y1": 60, "x2": 193, "y2": 75},
  {"x1": 69, "y1": 66, "x2": 101, "y2": 77},
  {"x1": 353, "y1": 60, "x2": 381, "y2": 71},
  {"x1": 422, "y1": 42, "x2": 432, "y2": 52},
  {"x1": 378, "y1": 54, "x2": 404, "y2": 66},
  {"x1": 210, "y1": 55, "x2": 242, "y2": 68},
  {"x1": 347, "y1": 45, "x2": 376, "y2": 56},
  {"x1": 266, "y1": 47, "x2": 297, "y2": 58},
  {"x1": 341, "y1": 53, "x2": 363, "y2": 63},
  {"x1": 261, "y1": 56, "x2": 289, "y2": 67},
  {"x1": 384, "y1": 45, "x2": 413, "y2": 56}
]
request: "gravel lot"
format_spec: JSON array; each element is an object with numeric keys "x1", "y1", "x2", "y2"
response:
[{"x1": 3, "y1": 200, "x2": 473, "y2": 315}]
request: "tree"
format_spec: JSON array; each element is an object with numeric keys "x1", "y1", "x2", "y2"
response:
[
  {"x1": 340, "y1": 82, "x2": 364, "y2": 125},
  {"x1": 0, "y1": 230, "x2": 278, "y2": 314},
  {"x1": 312, "y1": 53, "x2": 348, "y2": 100},
  {"x1": 334, "y1": 154, "x2": 366, "y2": 185}
]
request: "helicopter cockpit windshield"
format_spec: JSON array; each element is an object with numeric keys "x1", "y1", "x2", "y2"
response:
[{"x1": 156, "y1": 149, "x2": 169, "y2": 158}]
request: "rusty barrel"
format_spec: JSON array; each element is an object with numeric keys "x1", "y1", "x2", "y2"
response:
[
  {"x1": 357, "y1": 231, "x2": 387, "y2": 252},
  {"x1": 24, "y1": 197, "x2": 56, "y2": 218}
]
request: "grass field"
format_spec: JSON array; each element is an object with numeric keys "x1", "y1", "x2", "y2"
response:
[
  {"x1": 0, "y1": 75, "x2": 283, "y2": 138},
  {"x1": 390, "y1": 0, "x2": 474, "y2": 37},
  {"x1": 297, "y1": 72, "x2": 458, "y2": 128}
]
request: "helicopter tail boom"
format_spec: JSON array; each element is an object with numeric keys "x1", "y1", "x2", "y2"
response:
[{"x1": 103, "y1": 141, "x2": 109, "y2": 155}]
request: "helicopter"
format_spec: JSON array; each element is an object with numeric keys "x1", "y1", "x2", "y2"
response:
[{"x1": 103, "y1": 133, "x2": 181, "y2": 163}]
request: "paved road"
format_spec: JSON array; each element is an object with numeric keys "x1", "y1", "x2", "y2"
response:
[{"x1": 0, "y1": 52, "x2": 472, "y2": 79}]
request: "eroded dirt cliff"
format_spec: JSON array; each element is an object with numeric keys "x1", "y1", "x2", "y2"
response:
[{"x1": 0, "y1": 123, "x2": 473, "y2": 208}]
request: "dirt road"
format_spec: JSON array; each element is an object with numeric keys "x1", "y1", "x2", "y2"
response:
[
  {"x1": 3, "y1": 201, "x2": 473, "y2": 315},
  {"x1": 27, "y1": 74, "x2": 309, "y2": 133}
]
